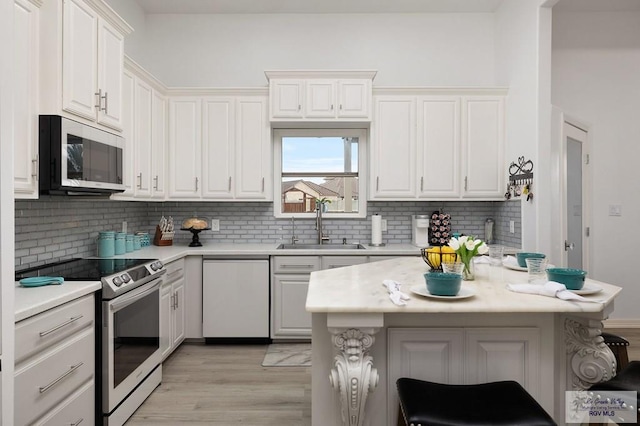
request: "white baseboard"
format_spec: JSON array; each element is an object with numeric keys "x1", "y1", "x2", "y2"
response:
[{"x1": 604, "y1": 318, "x2": 640, "y2": 328}]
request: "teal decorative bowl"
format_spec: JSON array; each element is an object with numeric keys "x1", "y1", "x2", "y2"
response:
[
  {"x1": 516, "y1": 252, "x2": 546, "y2": 267},
  {"x1": 546, "y1": 268, "x2": 587, "y2": 290},
  {"x1": 424, "y1": 272, "x2": 462, "y2": 296}
]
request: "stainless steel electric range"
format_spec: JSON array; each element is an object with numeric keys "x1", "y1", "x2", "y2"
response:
[{"x1": 16, "y1": 258, "x2": 166, "y2": 426}]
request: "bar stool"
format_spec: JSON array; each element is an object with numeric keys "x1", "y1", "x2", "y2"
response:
[
  {"x1": 588, "y1": 361, "x2": 640, "y2": 426},
  {"x1": 602, "y1": 332, "x2": 630, "y2": 373},
  {"x1": 396, "y1": 377, "x2": 557, "y2": 426}
]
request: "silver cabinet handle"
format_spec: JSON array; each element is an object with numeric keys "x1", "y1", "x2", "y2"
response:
[
  {"x1": 376, "y1": 176, "x2": 379, "y2": 191},
  {"x1": 137, "y1": 173, "x2": 142, "y2": 189},
  {"x1": 298, "y1": 104, "x2": 301, "y2": 111},
  {"x1": 464, "y1": 176, "x2": 468, "y2": 191},
  {"x1": 95, "y1": 89, "x2": 102, "y2": 110},
  {"x1": 39, "y1": 362, "x2": 84, "y2": 394},
  {"x1": 421, "y1": 176, "x2": 424, "y2": 191},
  {"x1": 195, "y1": 177, "x2": 199, "y2": 191},
  {"x1": 31, "y1": 156, "x2": 38, "y2": 180},
  {"x1": 71, "y1": 418, "x2": 84, "y2": 426},
  {"x1": 228, "y1": 176, "x2": 232, "y2": 191},
  {"x1": 39, "y1": 315, "x2": 84, "y2": 337},
  {"x1": 171, "y1": 293, "x2": 175, "y2": 310},
  {"x1": 339, "y1": 104, "x2": 342, "y2": 110},
  {"x1": 153, "y1": 175, "x2": 159, "y2": 190},
  {"x1": 102, "y1": 91, "x2": 108, "y2": 113},
  {"x1": 175, "y1": 291, "x2": 179, "y2": 309},
  {"x1": 331, "y1": 104, "x2": 334, "y2": 110},
  {"x1": 262, "y1": 177, "x2": 265, "y2": 192}
]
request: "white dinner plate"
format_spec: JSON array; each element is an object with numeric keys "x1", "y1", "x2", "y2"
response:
[
  {"x1": 567, "y1": 282, "x2": 602, "y2": 295},
  {"x1": 410, "y1": 285, "x2": 476, "y2": 300},
  {"x1": 502, "y1": 260, "x2": 527, "y2": 272}
]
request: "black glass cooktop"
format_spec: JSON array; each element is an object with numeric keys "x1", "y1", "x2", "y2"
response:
[{"x1": 15, "y1": 258, "x2": 153, "y2": 281}]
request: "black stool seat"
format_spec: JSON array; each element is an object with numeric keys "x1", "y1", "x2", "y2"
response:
[
  {"x1": 396, "y1": 378, "x2": 556, "y2": 426},
  {"x1": 590, "y1": 360, "x2": 640, "y2": 393}
]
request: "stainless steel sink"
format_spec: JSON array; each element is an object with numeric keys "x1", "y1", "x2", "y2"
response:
[{"x1": 277, "y1": 243, "x2": 366, "y2": 250}]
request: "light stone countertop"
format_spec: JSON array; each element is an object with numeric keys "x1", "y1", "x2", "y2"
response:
[
  {"x1": 15, "y1": 280, "x2": 101, "y2": 322},
  {"x1": 306, "y1": 256, "x2": 622, "y2": 314}
]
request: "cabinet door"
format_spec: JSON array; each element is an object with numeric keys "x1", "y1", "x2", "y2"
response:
[
  {"x1": 202, "y1": 97, "x2": 234, "y2": 199},
  {"x1": 418, "y1": 97, "x2": 461, "y2": 198},
  {"x1": 462, "y1": 96, "x2": 505, "y2": 198},
  {"x1": 370, "y1": 97, "x2": 416, "y2": 199},
  {"x1": 168, "y1": 98, "x2": 202, "y2": 198},
  {"x1": 272, "y1": 274, "x2": 312, "y2": 338},
  {"x1": 134, "y1": 78, "x2": 152, "y2": 197},
  {"x1": 235, "y1": 96, "x2": 271, "y2": 199},
  {"x1": 270, "y1": 80, "x2": 304, "y2": 118},
  {"x1": 172, "y1": 279, "x2": 185, "y2": 348},
  {"x1": 305, "y1": 80, "x2": 336, "y2": 118},
  {"x1": 62, "y1": 0, "x2": 98, "y2": 121},
  {"x1": 159, "y1": 282, "x2": 172, "y2": 360},
  {"x1": 13, "y1": 0, "x2": 39, "y2": 199},
  {"x1": 464, "y1": 328, "x2": 540, "y2": 395},
  {"x1": 151, "y1": 91, "x2": 167, "y2": 199},
  {"x1": 96, "y1": 17, "x2": 123, "y2": 130},
  {"x1": 337, "y1": 80, "x2": 370, "y2": 119}
]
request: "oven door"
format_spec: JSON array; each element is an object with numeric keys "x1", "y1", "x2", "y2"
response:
[{"x1": 102, "y1": 278, "x2": 162, "y2": 414}]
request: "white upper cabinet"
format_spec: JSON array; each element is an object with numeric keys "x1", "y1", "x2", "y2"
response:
[
  {"x1": 40, "y1": 0, "x2": 131, "y2": 132},
  {"x1": 202, "y1": 97, "x2": 235, "y2": 199},
  {"x1": 266, "y1": 71, "x2": 376, "y2": 123},
  {"x1": 370, "y1": 89, "x2": 506, "y2": 201},
  {"x1": 133, "y1": 78, "x2": 153, "y2": 198},
  {"x1": 462, "y1": 96, "x2": 505, "y2": 198},
  {"x1": 370, "y1": 96, "x2": 416, "y2": 199},
  {"x1": 168, "y1": 98, "x2": 202, "y2": 198},
  {"x1": 13, "y1": 0, "x2": 40, "y2": 199},
  {"x1": 151, "y1": 91, "x2": 167, "y2": 199}
]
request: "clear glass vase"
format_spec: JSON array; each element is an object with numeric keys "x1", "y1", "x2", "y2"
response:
[{"x1": 462, "y1": 260, "x2": 475, "y2": 281}]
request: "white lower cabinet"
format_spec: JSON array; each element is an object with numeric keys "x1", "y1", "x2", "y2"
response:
[
  {"x1": 387, "y1": 327, "x2": 540, "y2": 424},
  {"x1": 160, "y1": 258, "x2": 186, "y2": 360},
  {"x1": 271, "y1": 255, "x2": 368, "y2": 339},
  {"x1": 202, "y1": 258, "x2": 270, "y2": 339},
  {"x1": 14, "y1": 294, "x2": 95, "y2": 426}
]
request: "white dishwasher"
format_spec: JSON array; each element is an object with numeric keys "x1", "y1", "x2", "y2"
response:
[{"x1": 202, "y1": 256, "x2": 270, "y2": 341}]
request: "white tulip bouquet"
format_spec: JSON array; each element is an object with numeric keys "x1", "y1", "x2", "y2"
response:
[{"x1": 448, "y1": 235, "x2": 488, "y2": 279}]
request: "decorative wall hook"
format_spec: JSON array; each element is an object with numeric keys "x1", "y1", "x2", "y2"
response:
[{"x1": 506, "y1": 156, "x2": 534, "y2": 201}]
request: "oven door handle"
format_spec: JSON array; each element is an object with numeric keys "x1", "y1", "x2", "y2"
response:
[{"x1": 109, "y1": 280, "x2": 161, "y2": 312}]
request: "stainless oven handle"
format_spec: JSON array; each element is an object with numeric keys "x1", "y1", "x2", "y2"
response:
[
  {"x1": 110, "y1": 280, "x2": 161, "y2": 312},
  {"x1": 39, "y1": 362, "x2": 84, "y2": 393}
]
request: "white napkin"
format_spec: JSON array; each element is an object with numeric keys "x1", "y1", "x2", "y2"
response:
[
  {"x1": 382, "y1": 279, "x2": 410, "y2": 306},
  {"x1": 507, "y1": 281, "x2": 601, "y2": 303}
]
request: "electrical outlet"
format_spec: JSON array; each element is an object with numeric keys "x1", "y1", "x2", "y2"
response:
[
  {"x1": 609, "y1": 204, "x2": 622, "y2": 216},
  {"x1": 509, "y1": 220, "x2": 515, "y2": 234},
  {"x1": 211, "y1": 219, "x2": 220, "y2": 231},
  {"x1": 381, "y1": 219, "x2": 387, "y2": 232}
]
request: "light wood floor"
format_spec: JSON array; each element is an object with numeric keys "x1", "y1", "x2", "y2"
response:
[
  {"x1": 127, "y1": 329, "x2": 640, "y2": 425},
  {"x1": 126, "y1": 344, "x2": 311, "y2": 425}
]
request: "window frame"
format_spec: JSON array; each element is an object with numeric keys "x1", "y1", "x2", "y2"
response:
[{"x1": 273, "y1": 128, "x2": 368, "y2": 219}]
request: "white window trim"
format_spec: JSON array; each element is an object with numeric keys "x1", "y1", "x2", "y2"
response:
[{"x1": 273, "y1": 128, "x2": 368, "y2": 219}]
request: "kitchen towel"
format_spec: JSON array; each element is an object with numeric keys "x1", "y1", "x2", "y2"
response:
[
  {"x1": 371, "y1": 214, "x2": 383, "y2": 246},
  {"x1": 383, "y1": 279, "x2": 410, "y2": 306},
  {"x1": 507, "y1": 281, "x2": 601, "y2": 303}
]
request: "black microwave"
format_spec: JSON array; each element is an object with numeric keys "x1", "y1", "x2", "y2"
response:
[{"x1": 39, "y1": 115, "x2": 125, "y2": 195}]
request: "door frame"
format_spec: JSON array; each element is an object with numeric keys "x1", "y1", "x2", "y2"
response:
[{"x1": 560, "y1": 116, "x2": 591, "y2": 270}]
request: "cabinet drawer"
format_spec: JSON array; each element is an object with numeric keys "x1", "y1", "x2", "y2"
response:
[
  {"x1": 15, "y1": 294, "x2": 94, "y2": 365},
  {"x1": 321, "y1": 256, "x2": 368, "y2": 270},
  {"x1": 34, "y1": 380, "x2": 95, "y2": 426},
  {"x1": 15, "y1": 328, "x2": 95, "y2": 426},
  {"x1": 273, "y1": 256, "x2": 321, "y2": 274},
  {"x1": 164, "y1": 258, "x2": 185, "y2": 283}
]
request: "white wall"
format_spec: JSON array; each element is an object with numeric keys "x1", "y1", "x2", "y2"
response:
[
  {"x1": 104, "y1": 0, "x2": 148, "y2": 61},
  {"x1": 129, "y1": 13, "x2": 497, "y2": 87},
  {"x1": 552, "y1": 10, "x2": 640, "y2": 320},
  {"x1": 494, "y1": 0, "x2": 546, "y2": 253}
]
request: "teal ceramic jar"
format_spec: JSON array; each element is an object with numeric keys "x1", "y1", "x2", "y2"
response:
[
  {"x1": 424, "y1": 272, "x2": 462, "y2": 296},
  {"x1": 125, "y1": 234, "x2": 134, "y2": 253},
  {"x1": 115, "y1": 232, "x2": 126, "y2": 255},
  {"x1": 97, "y1": 231, "x2": 115, "y2": 257},
  {"x1": 133, "y1": 235, "x2": 141, "y2": 250}
]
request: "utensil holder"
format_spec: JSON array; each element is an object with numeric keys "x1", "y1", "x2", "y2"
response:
[{"x1": 153, "y1": 225, "x2": 174, "y2": 246}]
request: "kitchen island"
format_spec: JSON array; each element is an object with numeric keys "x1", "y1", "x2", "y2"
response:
[{"x1": 306, "y1": 257, "x2": 622, "y2": 426}]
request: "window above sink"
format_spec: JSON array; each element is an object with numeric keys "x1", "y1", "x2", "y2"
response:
[{"x1": 273, "y1": 128, "x2": 368, "y2": 218}]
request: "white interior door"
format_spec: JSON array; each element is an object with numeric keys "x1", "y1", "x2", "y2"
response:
[{"x1": 562, "y1": 121, "x2": 589, "y2": 269}]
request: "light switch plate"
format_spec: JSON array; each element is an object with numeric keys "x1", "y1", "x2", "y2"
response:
[
  {"x1": 509, "y1": 220, "x2": 515, "y2": 233},
  {"x1": 609, "y1": 205, "x2": 622, "y2": 216},
  {"x1": 211, "y1": 219, "x2": 220, "y2": 231},
  {"x1": 381, "y1": 219, "x2": 387, "y2": 232}
]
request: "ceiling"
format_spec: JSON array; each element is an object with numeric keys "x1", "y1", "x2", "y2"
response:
[
  {"x1": 133, "y1": 0, "x2": 505, "y2": 14},
  {"x1": 133, "y1": 0, "x2": 640, "y2": 15}
]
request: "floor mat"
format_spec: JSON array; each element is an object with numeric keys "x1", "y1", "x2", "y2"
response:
[{"x1": 262, "y1": 343, "x2": 311, "y2": 367}]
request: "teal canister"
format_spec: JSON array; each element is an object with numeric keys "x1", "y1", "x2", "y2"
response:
[
  {"x1": 125, "y1": 234, "x2": 134, "y2": 253},
  {"x1": 133, "y1": 235, "x2": 141, "y2": 250},
  {"x1": 97, "y1": 231, "x2": 115, "y2": 257},
  {"x1": 115, "y1": 232, "x2": 126, "y2": 255}
]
